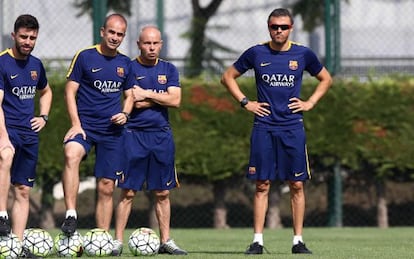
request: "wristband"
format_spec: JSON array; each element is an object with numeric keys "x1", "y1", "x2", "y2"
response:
[
  {"x1": 40, "y1": 115, "x2": 48, "y2": 122},
  {"x1": 240, "y1": 97, "x2": 249, "y2": 108},
  {"x1": 121, "y1": 112, "x2": 130, "y2": 120}
]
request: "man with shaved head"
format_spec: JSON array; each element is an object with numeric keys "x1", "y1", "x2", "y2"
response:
[{"x1": 112, "y1": 25, "x2": 187, "y2": 256}]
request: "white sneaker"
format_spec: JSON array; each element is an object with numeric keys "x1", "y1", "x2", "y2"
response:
[
  {"x1": 158, "y1": 239, "x2": 187, "y2": 255},
  {"x1": 111, "y1": 239, "x2": 123, "y2": 256}
]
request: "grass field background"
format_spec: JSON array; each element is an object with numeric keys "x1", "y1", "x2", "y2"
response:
[{"x1": 44, "y1": 227, "x2": 414, "y2": 258}]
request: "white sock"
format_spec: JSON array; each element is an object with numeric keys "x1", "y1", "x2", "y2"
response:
[
  {"x1": 253, "y1": 233, "x2": 263, "y2": 246},
  {"x1": 0, "y1": 211, "x2": 8, "y2": 219},
  {"x1": 293, "y1": 235, "x2": 303, "y2": 245},
  {"x1": 65, "y1": 210, "x2": 77, "y2": 219}
]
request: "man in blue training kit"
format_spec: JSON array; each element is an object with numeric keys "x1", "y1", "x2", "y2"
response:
[
  {"x1": 0, "y1": 14, "x2": 53, "y2": 257},
  {"x1": 111, "y1": 25, "x2": 187, "y2": 256},
  {"x1": 60, "y1": 13, "x2": 133, "y2": 236},
  {"x1": 221, "y1": 8, "x2": 332, "y2": 254}
]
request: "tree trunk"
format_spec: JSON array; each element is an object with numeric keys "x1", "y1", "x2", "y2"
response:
[
  {"x1": 376, "y1": 180, "x2": 388, "y2": 228},
  {"x1": 186, "y1": 0, "x2": 224, "y2": 77},
  {"x1": 148, "y1": 204, "x2": 157, "y2": 230},
  {"x1": 40, "y1": 180, "x2": 57, "y2": 229},
  {"x1": 145, "y1": 192, "x2": 158, "y2": 229},
  {"x1": 266, "y1": 182, "x2": 283, "y2": 229},
  {"x1": 213, "y1": 181, "x2": 229, "y2": 229},
  {"x1": 40, "y1": 208, "x2": 55, "y2": 230}
]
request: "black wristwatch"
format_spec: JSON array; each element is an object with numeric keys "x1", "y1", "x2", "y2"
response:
[
  {"x1": 40, "y1": 115, "x2": 48, "y2": 123},
  {"x1": 121, "y1": 112, "x2": 130, "y2": 120},
  {"x1": 240, "y1": 97, "x2": 249, "y2": 108}
]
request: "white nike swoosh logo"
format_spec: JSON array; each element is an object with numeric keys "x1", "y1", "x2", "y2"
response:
[
  {"x1": 260, "y1": 62, "x2": 271, "y2": 67},
  {"x1": 294, "y1": 172, "x2": 305, "y2": 177},
  {"x1": 10, "y1": 74, "x2": 18, "y2": 79},
  {"x1": 115, "y1": 171, "x2": 124, "y2": 176},
  {"x1": 28, "y1": 178, "x2": 35, "y2": 182},
  {"x1": 166, "y1": 181, "x2": 173, "y2": 186},
  {"x1": 136, "y1": 76, "x2": 145, "y2": 80},
  {"x1": 92, "y1": 68, "x2": 103, "y2": 73}
]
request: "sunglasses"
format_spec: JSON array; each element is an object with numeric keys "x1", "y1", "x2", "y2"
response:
[{"x1": 268, "y1": 24, "x2": 292, "y2": 31}]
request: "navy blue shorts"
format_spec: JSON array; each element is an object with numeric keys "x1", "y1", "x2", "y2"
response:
[
  {"x1": 118, "y1": 127, "x2": 178, "y2": 191},
  {"x1": 247, "y1": 124, "x2": 311, "y2": 182},
  {"x1": 64, "y1": 130, "x2": 125, "y2": 181},
  {"x1": 9, "y1": 129, "x2": 39, "y2": 187}
]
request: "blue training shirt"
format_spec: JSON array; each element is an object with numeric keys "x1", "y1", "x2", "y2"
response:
[
  {"x1": 234, "y1": 41, "x2": 323, "y2": 127},
  {"x1": 126, "y1": 57, "x2": 180, "y2": 129},
  {"x1": 66, "y1": 45, "x2": 131, "y2": 133},
  {"x1": 0, "y1": 48, "x2": 48, "y2": 134}
]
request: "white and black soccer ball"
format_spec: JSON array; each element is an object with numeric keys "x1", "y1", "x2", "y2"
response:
[
  {"x1": 23, "y1": 228, "x2": 54, "y2": 257},
  {"x1": 83, "y1": 228, "x2": 113, "y2": 257},
  {"x1": 0, "y1": 233, "x2": 22, "y2": 259},
  {"x1": 128, "y1": 227, "x2": 160, "y2": 256},
  {"x1": 54, "y1": 231, "x2": 84, "y2": 257}
]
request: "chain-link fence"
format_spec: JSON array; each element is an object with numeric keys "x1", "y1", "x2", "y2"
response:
[
  {"x1": 2, "y1": 0, "x2": 414, "y2": 229},
  {"x1": 2, "y1": 0, "x2": 413, "y2": 77}
]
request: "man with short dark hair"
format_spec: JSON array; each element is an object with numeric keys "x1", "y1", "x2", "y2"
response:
[
  {"x1": 0, "y1": 14, "x2": 53, "y2": 256},
  {"x1": 221, "y1": 8, "x2": 332, "y2": 254}
]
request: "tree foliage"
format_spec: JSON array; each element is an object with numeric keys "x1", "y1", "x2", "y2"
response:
[
  {"x1": 291, "y1": 0, "x2": 326, "y2": 32},
  {"x1": 171, "y1": 78, "x2": 253, "y2": 181},
  {"x1": 183, "y1": 0, "x2": 237, "y2": 78},
  {"x1": 36, "y1": 77, "x2": 97, "y2": 188},
  {"x1": 303, "y1": 75, "x2": 414, "y2": 180},
  {"x1": 172, "y1": 75, "x2": 414, "y2": 183},
  {"x1": 291, "y1": 0, "x2": 350, "y2": 32},
  {"x1": 72, "y1": 0, "x2": 132, "y2": 17},
  {"x1": 34, "y1": 74, "x2": 414, "y2": 227}
]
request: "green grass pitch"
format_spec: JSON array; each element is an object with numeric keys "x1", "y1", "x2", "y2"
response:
[{"x1": 44, "y1": 227, "x2": 413, "y2": 258}]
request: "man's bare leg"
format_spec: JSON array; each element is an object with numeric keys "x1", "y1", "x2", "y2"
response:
[
  {"x1": 96, "y1": 178, "x2": 115, "y2": 231},
  {"x1": 11, "y1": 184, "x2": 30, "y2": 241},
  {"x1": 114, "y1": 189, "x2": 136, "y2": 241}
]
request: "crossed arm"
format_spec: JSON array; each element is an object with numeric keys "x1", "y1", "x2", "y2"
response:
[{"x1": 132, "y1": 85, "x2": 181, "y2": 109}]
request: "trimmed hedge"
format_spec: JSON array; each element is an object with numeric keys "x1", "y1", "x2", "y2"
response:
[
  {"x1": 172, "y1": 75, "x2": 414, "y2": 181},
  {"x1": 36, "y1": 75, "x2": 414, "y2": 187}
]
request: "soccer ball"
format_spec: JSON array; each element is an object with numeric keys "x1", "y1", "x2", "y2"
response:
[
  {"x1": 128, "y1": 227, "x2": 160, "y2": 256},
  {"x1": 83, "y1": 228, "x2": 113, "y2": 257},
  {"x1": 54, "y1": 231, "x2": 83, "y2": 257},
  {"x1": 0, "y1": 233, "x2": 22, "y2": 259},
  {"x1": 23, "y1": 228, "x2": 54, "y2": 257}
]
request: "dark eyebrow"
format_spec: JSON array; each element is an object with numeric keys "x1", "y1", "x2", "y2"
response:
[{"x1": 108, "y1": 29, "x2": 125, "y2": 37}]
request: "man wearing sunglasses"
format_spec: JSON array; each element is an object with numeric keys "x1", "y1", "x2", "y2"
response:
[{"x1": 221, "y1": 8, "x2": 332, "y2": 255}]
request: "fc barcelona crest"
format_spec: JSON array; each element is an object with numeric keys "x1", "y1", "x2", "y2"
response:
[
  {"x1": 117, "y1": 67, "x2": 124, "y2": 77},
  {"x1": 289, "y1": 60, "x2": 298, "y2": 71},
  {"x1": 158, "y1": 75, "x2": 167, "y2": 84},
  {"x1": 31, "y1": 71, "x2": 38, "y2": 80}
]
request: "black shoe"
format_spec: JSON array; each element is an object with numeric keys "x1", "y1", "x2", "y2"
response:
[
  {"x1": 245, "y1": 242, "x2": 263, "y2": 255},
  {"x1": 0, "y1": 216, "x2": 11, "y2": 236},
  {"x1": 61, "y1": 216, "x2": 77, "y2": 235},
  {"x1": 20, "y1": 247, "x2": 39, "y2": 258},
  {"x1": 292, "y1": 241, "x2": 312, "y2": 254}
]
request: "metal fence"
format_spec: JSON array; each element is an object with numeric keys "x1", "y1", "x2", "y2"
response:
[
  {"x1": 2, "y1": 0, "x2": 413, "y2": 77},
  {"x1": 2, "y1": 0, "x2": 414, "y2": 229}
]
